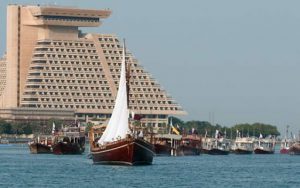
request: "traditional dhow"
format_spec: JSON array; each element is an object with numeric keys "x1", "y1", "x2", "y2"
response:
[
  {"x1": 280, "y1": 138, "x2": 293, "y2": 154},
  {"x1": 280, "y1": 125, "x2": 293, "y2": 154},
  {"x1": 177, "y1": 134, "x2": 201, "y2": 156},
  {"x1": 289, "y1": 142, "x2": 300, "y2": 155},
  {"x1": 202, "y1": 130, "x2": 230, "y2": 155},
  {"x1": 231, "y1": 137, "x2": 254, "y2": 154},
  {"x1": 153, "y1": 133, "x2": 182, "y2": 156},
  {"x1": 90, "y1": 43, "x2": 155, "y2": 165},
  {"x1": 52, "y1": 124, "x2": 85, "y2": 155},
  {"x1": 254, "y1": 135, "x2": 275, "y2": 154},
  {"x1": 28, "y1": 136, "x2": 52, "y2": 154}
]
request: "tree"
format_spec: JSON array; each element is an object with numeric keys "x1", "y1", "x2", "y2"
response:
[{"x1": 0, "y1": 119, "x2": 12, "y2": 134}]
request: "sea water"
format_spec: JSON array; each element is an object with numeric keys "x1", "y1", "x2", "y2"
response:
[{"x1": 0, "y1": 144, "x2": 299, "y2": 188}]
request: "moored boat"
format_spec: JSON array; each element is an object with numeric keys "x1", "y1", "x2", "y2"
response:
[
  {"x1": 289, "y1": 142, "x2": 300, "y2": 155},
  {"x1": 280, "y1": 139, "x2": 293, "y2": 154},
  {"x1": 280, "y1": 125, "x2": 293, "y2": 154},
  {"x1": 153, "y1": 134, "x2": 182, "y2": 156},
  {"x1": 0, "y1": 138, "x2": 9, "y2": 144},
  {"x1": 202, "y1": 130, "x2": 231, "y2": 155},
  {"x1": 28, "y1": 142, "x2": 52, "y2": 154},
  {"x1": 90, "y1": 42, "x2": 155, "y2": 165},
  {"x1": 177, "y1": 134, "x2": 201, "y2": 156},
  {"x1": 52, "y1": 124, "x2": 85, "y2": 155},
  {"x1": 28, "y1": 135, "x2": 52, "y2": 154},
  {"x1": 254, "y1": 135, "x2": 275, "y2": 154},
  {"x1": 231, "y1": 136, "x2": 254, "y2": 154}
]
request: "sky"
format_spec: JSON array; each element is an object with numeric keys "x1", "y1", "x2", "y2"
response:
[{"x1": 1, "y1": 0, "x2": 300, "y2": 135}]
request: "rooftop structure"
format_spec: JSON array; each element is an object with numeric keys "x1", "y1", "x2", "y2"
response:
[{"x1": 0, "y1": 5, "x2": 185, "y2": 128}]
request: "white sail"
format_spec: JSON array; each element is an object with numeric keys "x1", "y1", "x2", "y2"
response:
[{"x1": 98, "y1": 46, "x2": 130, "y2": 144}]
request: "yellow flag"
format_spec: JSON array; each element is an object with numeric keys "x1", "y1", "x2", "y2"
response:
[{"x1": 171, "y1": 125, "x2": 180, "y2": 135}]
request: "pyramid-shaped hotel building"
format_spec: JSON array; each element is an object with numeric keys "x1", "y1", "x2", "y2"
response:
[{"x1": 0, "y1": 5, "x2": 185, "y2": 127}]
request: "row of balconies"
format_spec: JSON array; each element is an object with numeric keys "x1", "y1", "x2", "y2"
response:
[
  {"x1": 98, "y1": 37, "x2": 118, "y2": 42},
  {"x1": 51, "y1": 41, "x2": 95, "y2": 48},
  {"x1": 103, "y1": 50, "x2": 122, "y2": 55},
  {"x1": 42, "y1": 53, "x2": 99, "y2": 60},
  {"x1": 21, "y1": 101, "x2": 177, "y2": 112},
  {"x1": 100, "y1": 43, "x2": 121, "y2": 49},
  {"x1": 22, "y1": 91, "x2": 174, "y2": 106},
  {"x1": 47, "y1": 61, "x2": 102, "y2": 66},
  {"x1": 36, "y1": 47, "x2": 97, "y2": 54}
]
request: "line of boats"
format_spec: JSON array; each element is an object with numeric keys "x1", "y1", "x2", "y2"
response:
[
  {"x1": 27, "y1": 124, "x2": 300, "y2": 157},
  {"x1": 153, "y1": 130, "x2": 300, "y2": 156},
  {"x1": 28, "y1": 123, "x2": 85, "y2": 155},
  {"x1": 25, "y1": 42, "x2": 300, "y2": 166}
]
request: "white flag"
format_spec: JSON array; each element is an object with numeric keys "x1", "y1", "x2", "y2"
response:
[
  {"x1": 52, "y1": 122, "x2": 55, "y2": 134},
  {"x1": 215, "y1": 130, "x2": 219, "y2": 139}
]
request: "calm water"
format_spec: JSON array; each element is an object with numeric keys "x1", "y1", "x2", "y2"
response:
[{"x1": 0, "y1": 144, "x2": 300, "y2": 188}]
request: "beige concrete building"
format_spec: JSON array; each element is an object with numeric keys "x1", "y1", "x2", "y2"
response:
[{"x1": 0, "y1": 5, "x2": 185, "y2": 127}]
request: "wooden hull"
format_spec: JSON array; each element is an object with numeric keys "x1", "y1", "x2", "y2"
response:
[
  {"x1": 254, "y1": 148, "x2": 274, "y2": 154},
  {"x1": 154, "y1": 144, "x2": 171, "y2": 156},
  {"x1": 91, "y1": 138, "x2": 155, "y2": 165},
  {"x1": 176, "y1": 145, "x2": 200, "y2": 156},
  {"x1": 52, "y1": 141, "x2": 85, "y2": 155},
  {"x1": 233, "y1": 148, "x2": 253, "y2": 154},
  {"x1": 289, "y1": 145, "x2": 300, "y2": 155},
  {"x1": 29, "y1": 143, "x2": 52, "y2": 154},
  {"x1": 206, "y1": 148, "x2": 230, "y2": 155}
]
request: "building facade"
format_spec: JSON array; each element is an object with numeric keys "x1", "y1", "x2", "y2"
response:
[{"x1": 0, "y1": 5, "x2": 185, "y2": 128}]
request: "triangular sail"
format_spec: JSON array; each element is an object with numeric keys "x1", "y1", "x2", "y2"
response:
[{"x1": 98, "y1": 45, "x2": 130, "y2": 144}]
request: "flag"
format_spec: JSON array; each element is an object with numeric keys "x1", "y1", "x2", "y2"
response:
[
  {"x1": 171, "y1": 125, "x2": 180, "y2": 135},
  {"x1": 215, "y1": 130, "x2": 219, "y2": 139},
  {"x1": 52, "y1": 122, "x2": 55, "y2": 134}
]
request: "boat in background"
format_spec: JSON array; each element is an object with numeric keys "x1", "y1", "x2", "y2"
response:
[
  {"x1": 52, "y1": 123, "x2": 85, "y2": 155},
  {"x1": 153, "y1": 133, "x2": 182, "y2": 156},
  {"x1": 153, "y1": 118, "x2": 182, "y2": 156},
  {"x1": 28, "y1": 136, "x2": 52, "y2": 154},
  {"x1": 254, "y1": 134, "x2": 275, "y2": 154},
  {"x1": 289, "y1": 142, "x2": 300, "y2": 155},
  {"x1": 202, "y1": 130, "x2": 231, "y2": 155},
  {"x1": 28, "y1": 123, "x2": 55, "y2": 154},
  {"x1": 90, "y1": 42, "x2": 155, "y2": 165},
  {"x1": 231, "y1": 136, "x2": 254, "y2": 154},
  {"x1": 177, "y1": 134, "x2": 201, "y2": 156},
  {"x1": 280, "y1": 138, "x2": 294, "y2": 154},
  {"x1": 280, "y1": 125, "x2": 294, "y2": 154},
  {"x1": 0, "y1": 138, "x2": 9, "y2": 144}
]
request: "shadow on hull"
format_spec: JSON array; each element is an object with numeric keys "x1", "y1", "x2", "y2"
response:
[
  {"x1": 254, "y1": 149, "x2": 274, "y2": 154},
  {"x1": 202, "y1": 148, "x2": 230, "y2": 155},
  {"x1": 29, "y1": 143, "x2": 52, "y2": 154},
  {"x1": 233, "y1": 149, "x2": 253, "y2": 154},
  {"x1": 52, "y1": 136, "x2": 85, "y2": 155}
]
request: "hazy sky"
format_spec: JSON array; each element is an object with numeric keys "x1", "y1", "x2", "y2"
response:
[{"x1": 1, "y1": 0, "x2": 300, "y2": 135}]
